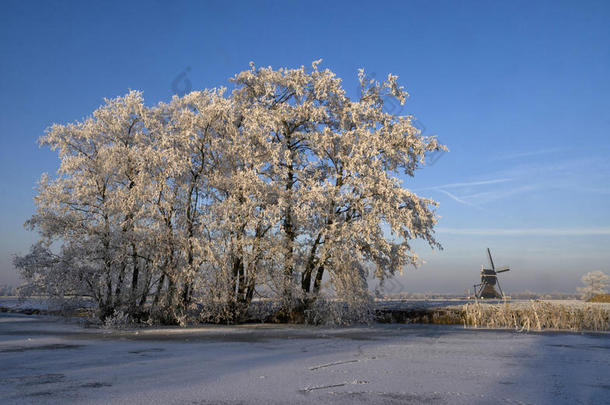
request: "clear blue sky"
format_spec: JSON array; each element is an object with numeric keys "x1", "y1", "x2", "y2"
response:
[{"x1": 1, "y1": 0, "x2": 609, "y2": 293}]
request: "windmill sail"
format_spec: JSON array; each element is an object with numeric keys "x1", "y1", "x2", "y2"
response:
[{"x1": 487, "y1": 248, "x2": 495, "y2": 270}]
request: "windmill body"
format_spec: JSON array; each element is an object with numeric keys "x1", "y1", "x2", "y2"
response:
[{"x1": 473, "y1": 248, "x2": 510, "y2": 299}]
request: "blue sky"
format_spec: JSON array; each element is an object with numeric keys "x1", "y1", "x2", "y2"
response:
[{"x1": 1, "y1": 0, "x2": 609, "y2": 292}]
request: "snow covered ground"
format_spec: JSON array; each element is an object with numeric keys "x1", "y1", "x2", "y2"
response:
[{"x1": 1, "y1": 313, "x2": 609, "y2": 404}]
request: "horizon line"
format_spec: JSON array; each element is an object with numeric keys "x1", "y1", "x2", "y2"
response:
[{"x1": 436, "y1": 227, "x2": 610, "y2": 236}]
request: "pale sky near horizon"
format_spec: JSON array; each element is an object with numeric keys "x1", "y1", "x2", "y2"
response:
[{"x1": 1, "y1": 0, "x2": 609, "y2": 293}]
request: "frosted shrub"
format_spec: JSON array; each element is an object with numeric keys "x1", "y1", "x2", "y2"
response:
[
  {"x1": 102, "y1": 310, "x2": 133, "y2": 329},
  {"x1": 305, "y1": 294, "x2": 374, "y2": 326}
]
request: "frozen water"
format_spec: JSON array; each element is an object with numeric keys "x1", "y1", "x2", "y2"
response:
[{"x1": 0, "y1": 312, "x2": 608, "y2": 404}]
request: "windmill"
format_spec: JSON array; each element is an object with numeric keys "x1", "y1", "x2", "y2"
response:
[{"x1": 472, "y1": 248, "x2": 510, "y2": 299}]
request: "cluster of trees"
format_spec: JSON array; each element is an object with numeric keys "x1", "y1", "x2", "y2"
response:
[{"x1": 15, "y1": 61, "x2": 444, "y2": 324}]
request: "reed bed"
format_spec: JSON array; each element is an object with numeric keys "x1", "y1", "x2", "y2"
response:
[{"x1": 462, "y1": 300, "x2": 610, "y2": 332}]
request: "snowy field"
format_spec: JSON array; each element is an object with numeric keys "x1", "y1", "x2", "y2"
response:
[{"x1": 1, "y1": 313, "x2": 609, "y2": 404}]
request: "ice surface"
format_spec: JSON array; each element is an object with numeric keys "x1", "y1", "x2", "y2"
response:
[{"x1": 1, "y1": 312, "x2": 608, "y2": 404}]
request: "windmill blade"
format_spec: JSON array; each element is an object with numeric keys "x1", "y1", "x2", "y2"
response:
[
  {"x1": 496, "y1": 267, "x2": 510, "y2": 273},
  {"x1": 487, "y1": 248, "x2": 495, "y2": 270}
]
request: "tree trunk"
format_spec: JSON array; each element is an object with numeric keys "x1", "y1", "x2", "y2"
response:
[
  {"x1": 114, "y1": 263, "x2": 126, "y2": 307},
  {"x1": 130, "y1": 243, "x2": 139, "y2": 306},
  {"x1": 138, "y1": 263, "x2": 153, "y2": 308},
  {"x1": 313, "y1": 265, "x2": 325, "y2": 294},
  {"x1": 282, "y1": 150, "x2": 296, "y2": 298},
  {"x1": 301, "y1": 232, "x2": 322, "y2": 293},
  {"x1": 152, "y1": 273, "x2": 165, "y2": 308}
]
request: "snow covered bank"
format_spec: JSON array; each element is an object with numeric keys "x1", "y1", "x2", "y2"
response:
[{"x1": 3, "y1": 298, "x2": 609, "y2": 332}]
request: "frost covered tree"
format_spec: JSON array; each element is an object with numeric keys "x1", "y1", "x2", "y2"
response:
[
  {"x1": 16, "y1": 61, "x2": 445, "y2": 324},
  {"x1": 15, "y1": 91, "x2": 153, "y2": 318},
  {"x1": 146, "y1": 89, "x2": 282, "y2": 323},
  {"x1": 230, "y1": 61, "x2": 445, "y2": 319},
  {"x1": 577, "y1": 271, "x2": 609, "y2": 300}
]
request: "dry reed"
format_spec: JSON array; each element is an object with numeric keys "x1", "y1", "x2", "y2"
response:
[{"x1": 462, "y1": 300, "x2": 610, "y2": 332}]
